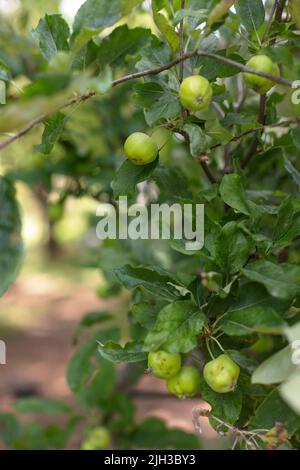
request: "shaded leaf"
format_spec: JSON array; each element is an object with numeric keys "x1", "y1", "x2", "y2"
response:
[
  {"x1": 111, "y1": 157, "x2": 158, "y2": 198},
  {"x1": 250, "y1": 389, "x2": 300, "y2": 435},
  {"x1": 143, "y1": 300, "x2": 205, "y2": 353},
  {"x1": 0, "y1": 177, "x2": 23, "y2": 297},
  {"x1": 235, "y1": 0, "x2": 265, "y2": 33},
  {"x1": 152, "y1": 0, "x2": 179, "y2": 52},
  {"x1": 33, "y1": 15, "x2": 70, "y2": 61},
  {"x1": 219, "y1": 174, "x2": 250, "y2": 215},
  {"x1": 115, "y1": 264, "x2": 185, "y2": 301},
  {"x1": 35, "y1": 112, "x2": 65, "y2": 155},
  {"x1": 98, "y1": 341, "x2": 147, "y2": 363},
  {"x1": 14, "y1": 399, "x2": 71, "y2": 416},
  {"x1": 242, "y1": 261, "x2": 300, "y2": 299},
  {"x1": 97, "y1": 25, "x2": 151, "y2": 68}
]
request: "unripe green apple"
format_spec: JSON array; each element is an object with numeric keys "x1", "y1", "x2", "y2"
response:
[
  {"x1": 243, "y1": 55, "x2": 280, "y2": 94},
  {"x1": 124, "y1": 132, "x2": 158, "y2": 165},
  {"x1": 203, "y1": 354, "x2": 240, "y2": 394},
  {"x1": 81, "y1": 427, "x2": 111, "y2": 450},
  {"x1": 148, "y1": 351, "x2": 181, "y2": 379},
  {"x1": 179, "y1": 75, "x2": 213, "y2": 112},
  {"x1": 167, "y1": 365, "x2": 201, "y2": 398}
]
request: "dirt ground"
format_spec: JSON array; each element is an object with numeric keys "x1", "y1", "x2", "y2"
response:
[{"x1": 0, "y1": 271, "x2": 219, "y2": 449}]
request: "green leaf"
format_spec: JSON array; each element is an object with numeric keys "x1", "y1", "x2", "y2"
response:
[
  {"x1": 86, "y1": 66, "x2": 113, "y2": 93},
  {"x1": 221, "y1": 283, "x2": 287, "y2": 336},
  {"x1": 67, "y1": 328, "x2": 119, "y2": 393},
  {"x1": 183, "y1": 123, "x2": 208, "y2": 156},
  {"x1": 111, "y1": 157, "x2": 158, "y2": 198},
  {"x1": 292, "y1": 128, "x2": 300, "y2": 151},
  {"x1": 214, "y1": 222, "x2": 252, "y2": 274},
  {"x1": 280, "y1": 373, "x2": 300, "y2": 415},
  {"x1": 0, "y1": 413, "x2": 20, "y2": 447},
  {"x1": 14, "y1": 399, "x2": 71, "y2": 416},
  {"x1": 219, "y1": 174, "x2": 250, "y2": 215},
  {"x1": 144, "y1": 87, "x2": 180, "y2": 126},
  {"x1": 273, "y1": 196, "x2": 300, "y2": 248},
  {"x1": 205, "y1": 119, "x2": 232, "y2": 146},
  {"x1": 199, "y1": 376, "x2": 243, "y2": 425},
  {"x1": 252, "y1": 346, "x2": 298, "y2": 385},
  {"x1": 73, "y1": 0, "x2": 121, "y2": 35},
  {"x1": 242, "y1": 260, "x2": 300, "y2": 299},
  {"x1": 0, "y1": 177, "x2": 23, "y2": 297},
  {"x1": 250, "y1": 389, "x2": 300, "y2": 435},
  {"x1": 98, "y1": 341, "x2": 147, "y2": 363},
  {"x1": 115, "y1": 264, "x2": 184, "y2": 301},
  {"x1": 78, "y1": 360, "x2": 116, "y2": 408},
  {"x1": 128, "y1": 417, "x2": 200, "y2": 450},
  {"x1": 283, "y1": 156, "x2": 300, "y2": 187},
  {"x1": 35, "y1": 112, "x2": 65, "y2": 155},
  {"x1": 136, "y1": 37, "x2": 171, "y2": 71},
  {"x1": 235, "y1": 0, "x2": 265, "y2": 33},
  {"x1": 151, "y1": 0, "x2": 179, "y2": 52},
  {"x1": 195, "y1": 51, "x2": 241, "y2": 80},
  {"x1": 121, "y1": 0, "x2": 144, "y2": 14},
  {"x1": 174, "y1": 8, "x2": 209, "y2": 28},
  {"x1": 0, "y1": 59, "x2": 11, "y2": 82},
  {"x1": 143, "y1": 300, "x2": 205, "y2": 353},
  {"x1": 131, "y1": 301, "x2": 165, "y2": 330},
  {"x1": 97, "y1": 25, "x2": 151, "y2": 68},
  {"x1": 221, "y1": 309, "x2": 285, "y2": 336},
  {"x1": 72, "y1": 310, "x2": 113, "y2": 343},
  {"x1": 33, "y1": 15, "x2": 70, "y2": 61}
]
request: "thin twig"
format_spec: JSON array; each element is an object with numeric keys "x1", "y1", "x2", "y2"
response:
[
  {"x1": 261, "y1": 0, "x2": 279, "y2": 43},
  {"x1": 0, "y1": 48, "x2": 293, "y2": 152},
  {"x1": 241, "y1": 93, "x2": 267, "y2": 168},
  {"x1": 198, "y1": 157, "x2": 217, "y2": 184},
  {"x1": 275, "y1": 0, "x2": 286, "y2": 22},
  {"x1": 210, "y1": 118, "x2": 299, "y2": 152}
]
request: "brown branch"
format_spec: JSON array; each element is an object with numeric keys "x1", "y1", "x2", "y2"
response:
[
  {"x1": 275, "y1": 0, "x2": 286, "y2": 22},
  {"x1": 211, "y1": 118, "x2": 300, "y2": 152},
  {"x1": 196, "y1": 51, "x2": 292, "y2": 87},
  {"x1": 0, "y1": 48, "x2": 293, "y2": 152},
  {"x1": 172, "y1": 128, "x2": 217, "y2": 184},
  {"x1": 0, "y1": 92, "x2": 95, "y2": 151},
  {"x1": 261, "y1": 0, "x2": 279, "y2": 43},
  {"x1": 197, "y1": 156, "x2": 217, "y2": 184},
  {"x1": 241, "y1": 93, "x2": 267, "y2": 168}
]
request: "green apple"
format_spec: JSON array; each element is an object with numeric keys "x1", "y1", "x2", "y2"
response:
[
  {"x1": 179, "y1": 75, "x2": 213, "y2": 112},
  {"x1": 167, "y1": 365, "x2": 201, "y2": 399},
  {"x1": 243, "y1": 55, "x2": 280, "y2": 94},
  {"x1": 203, "y1": 354, "x2": 240, "y2": 393},
  {"x1": 81, "y1": 427, "x2": 111, "y2": 450},
  {"x1": 148, "y1": 351, "x2": 181, "y2": 379},
  {"x1": 124, "y1": 132, "x2": 158, "y2": 165}
]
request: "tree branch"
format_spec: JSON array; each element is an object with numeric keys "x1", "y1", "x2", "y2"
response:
[
  {"x1": 275, "y1": 0, "x2": 286, "y2": 22},
  {"x1": 211, "y1": 118, "x2": 299, "y2": 152},
  {"x1": 241, "y1": 93, "x2": 267, "y2": 168},
  {"x1": 261, "y1": 0, "x2": 279, "y2": 43},
  {"x1": 0, "y1": 48, "x2": 293, "y2": 152}
]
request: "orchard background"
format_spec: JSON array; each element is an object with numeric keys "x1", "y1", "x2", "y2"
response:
[{"x1": 1, "y1": 0, "x2": 300, "y2": 451}]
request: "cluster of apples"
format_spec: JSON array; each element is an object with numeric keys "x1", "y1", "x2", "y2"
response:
[
  {"x1": 148, "y1": 351, "x2": 240, "y2": 398},
  {"x1": 123, "y1": 54, "x2": 280, "y2": 166}
]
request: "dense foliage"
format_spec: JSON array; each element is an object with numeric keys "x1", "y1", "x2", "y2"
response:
[{"x1": 1, "y1": 0, "x2": 300, "y2": 450}]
